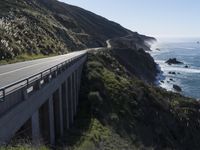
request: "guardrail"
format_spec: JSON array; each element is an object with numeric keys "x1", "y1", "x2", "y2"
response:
[{"x1": 0, "y1": 53, "x2": 86, "y2": 102}]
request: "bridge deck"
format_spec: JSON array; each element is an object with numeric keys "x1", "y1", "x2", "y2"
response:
[{"x1": 0, "y1": 50, "x2": 87, "y2": 89}]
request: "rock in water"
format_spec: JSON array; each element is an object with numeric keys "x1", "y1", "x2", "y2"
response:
[
  {"x1": 166, "y1": 58, "x2": 183, "y2": 65},
  {"x1": 184, "y1": 65, "x2": 189, "y2": 68},
  {"x1": 156, "y1": 48, "x2": 160, "y2": 51},
  {"x1": 173, "y1": 84, "x2": 182, "y2": 92},
  {"x1": 168, "y1": 71, "x2": 176, "y2": 75}
]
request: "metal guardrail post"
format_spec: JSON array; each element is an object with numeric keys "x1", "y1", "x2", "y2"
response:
[
  {"x1": 55, "y1": 65, "x2": 58, "y2": 76},
  {"x1": 26, "y1": 79, "x2": 29, "y2": 88},
  {"x1": 0, "y1": 89, "x2": 5, "y2": 102},
  {"x1": 41, "y1": 72, "x2": 43, "y2": 80},
  {"x1": 62, "y1": 62, "x2": 65, "y2": 72},
  {"x1": 23, "y1": 87, "x2": 28, "y2": 101},
  {"x1": 48, "y1": 68, "x2": 52, "y2": 82}
]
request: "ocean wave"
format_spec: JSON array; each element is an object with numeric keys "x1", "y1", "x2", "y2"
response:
[
  {"x1": 185, "y1": 47, "x2": 195, "y2": 50},
  {"x1": 154, "y1": 60, "x2": 200, "y2": 73},
  {"x1": 175, "y1": 47, "x2": 195, "y2": 50},
  {"x1": 160, "y1": 83, "x2": 173, "y2": 91},
  {"x1": 161, "y1": 66, "x2": 200, "y2": 73}
]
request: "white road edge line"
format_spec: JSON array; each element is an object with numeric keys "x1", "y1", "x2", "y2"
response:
[{"x1": 0, "y1": 54, "x2": 76, "y2": 76}]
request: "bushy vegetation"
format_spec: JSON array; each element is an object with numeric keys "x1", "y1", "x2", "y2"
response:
[
  {"x1": 0, "y1": 145, "x2": 48, "y2": 150},
  {"x1": 64, "y1": 49, "x2": 200, "y2": 150}
]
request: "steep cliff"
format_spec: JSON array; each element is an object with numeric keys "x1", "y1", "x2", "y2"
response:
[{"x1": 65, "y1": 50, "x2": 200, "y2": 150}]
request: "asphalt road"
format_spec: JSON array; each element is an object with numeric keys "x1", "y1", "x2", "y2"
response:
[{"x1": 0, "y1": 50, "x2": 87, "y2": 89}]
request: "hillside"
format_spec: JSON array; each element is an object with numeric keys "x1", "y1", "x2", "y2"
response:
[
  {"x1": 63, "y1": 49, "x2": 200, "y2": 150},
  {"x1": 0, "y1": 0, "x2": 154, "y2": 62},
  {"x1": 3, "y1": 49, "x2": 200, "y2": 149}
]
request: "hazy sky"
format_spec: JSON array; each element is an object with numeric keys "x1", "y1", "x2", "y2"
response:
[{"x1": 59, "y1": 0, "x2": 200, "y2": 38}]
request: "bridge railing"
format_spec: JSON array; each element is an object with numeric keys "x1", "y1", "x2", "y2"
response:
[{"x1": 0, "y1": 53, "x2": 86, "y2": 104}]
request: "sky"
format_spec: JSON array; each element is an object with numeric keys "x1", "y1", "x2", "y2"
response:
[{"x1": 59, "y1": 0, "x2": 200, "y2": 38}]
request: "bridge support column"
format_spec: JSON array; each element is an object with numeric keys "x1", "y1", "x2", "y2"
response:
[
  {"x1": 68, "y1": 76, "x2": 74, "y2": 126},
  {"x1": 72, "y1": 72, "x2": 76, "y2": 115},
  {"x1": 76, "y1": 69, "x2": 79, "y2": 106},
  {"x1": 53, "y1": 88, "x2": 64, "y2": 140},
  {"x1": 77, "y1": 65, "x2": 83, "y2": 102},
  {"x1": 58, "y1": 88, "x2": 64, "y2": 137},
  {"x1": 76, "y1": 70, "x2": 79, "y2": 106},
  {"x1": 48, "y1": 96, "x2": 55, "y2": 145},
  {"x1": 62, "y1": 82, "x2": 69, "y2": 132},
  {"x1": 31, "y1": 110, "x2": 40, "y2": 144},
  {"x1": 76, "y1": 70, "x2": 79, "y2": 108},
  {"x1": 65, "y1": 81, "x2": 70, "y2": 129}
]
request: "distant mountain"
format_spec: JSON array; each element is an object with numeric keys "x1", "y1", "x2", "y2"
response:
[{"x1": 0, "y1": 0, "x2": 155, "y2": 60}]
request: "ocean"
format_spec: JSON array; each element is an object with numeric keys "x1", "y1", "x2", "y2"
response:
[{"x1": 150, "y1": 38, "x2": 200, "y2": 99}]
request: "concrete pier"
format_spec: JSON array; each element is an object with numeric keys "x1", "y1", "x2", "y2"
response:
[
  {"x1": 48, "y1": 96, "x2": 55, "y2": 145},
  {"x1": 31, "y1": 111, "x2": 40, "y2": 144}
]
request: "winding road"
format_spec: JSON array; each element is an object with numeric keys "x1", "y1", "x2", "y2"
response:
[{"x1": 0, "y1": 39, "x2": 112, "y2": 90}]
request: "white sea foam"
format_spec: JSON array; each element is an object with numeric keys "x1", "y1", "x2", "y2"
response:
[
  {"x1": 184, "y1": 47, "x2": 195, "y2": 50},
  {"x1": 160, "y1": 83, "x2": 173, "y2": 91},
  {"x1": 153, "y1": 59, "x2": 200, "y2": 73},
  {"x1": 161, "y1": 65, "x2": 200, "y2": 73},
  {"x1": 173, "y1": 47, "x2": 195, "y2": 50}
]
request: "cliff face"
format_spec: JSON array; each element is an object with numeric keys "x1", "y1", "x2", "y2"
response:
[
  {"x1": 112, "y1": 48, "x2": 158, "y2": 82},
  {"x1": 109, "y1": 34, "x2": 156, "y2": 51},
  {"x1": 64, "y1": 50, "x2": 200, "y2": 150}
]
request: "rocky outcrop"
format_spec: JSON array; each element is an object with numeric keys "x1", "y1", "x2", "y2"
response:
[
  {"x1": 169, "y1": 71, "x2": 176, "y2": 75},
  {"x1": 166, "y1": 58, "x2": 183, "y2": 65},
  {"x1": 173, "y1": 84, "x2": 182, "y2": 92},
  {"x1": 184, "y1": 65, "x2": 189, "y2": 68},
  {"x1": 112, "y1": 48, "x2": 158, "y2": 83},
  {"x1": 108, "y1": 34, "x2": 156, "y2": 50}
]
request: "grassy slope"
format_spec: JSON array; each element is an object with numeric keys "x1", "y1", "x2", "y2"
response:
[{"x1": 62, "y1": 49, "x2": 200, "y2": 150}]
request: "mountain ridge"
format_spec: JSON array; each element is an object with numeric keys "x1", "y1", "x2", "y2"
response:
[{"x1": 0, "y1": 0, "x2": 155, "y2": 61}]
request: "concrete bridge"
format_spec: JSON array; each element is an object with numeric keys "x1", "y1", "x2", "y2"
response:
[{"x1": 0, "y1": 50, "x2": 89, "y2": 145}]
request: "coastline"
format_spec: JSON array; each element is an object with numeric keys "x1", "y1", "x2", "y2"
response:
[
  {"x1": 150, "y1": 53, "x2": 174, "y2": 92},
  {"x1": 149, "y1": 40, "x2": 200, "y2": 100},
  {"x1": 149, "y1": 41, "x2": 185, "y2": 93}
]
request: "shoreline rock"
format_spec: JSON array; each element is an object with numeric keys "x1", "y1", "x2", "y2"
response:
[
  {"x1": 173, "y1": 84, "x2": 182, "y2": 92},
  {"x1": 168, "y1": 71, "x2": 176, "y2": 75},
  {"x1": 184, "y1": 65, "x2": 189, "y2": 68},
  {"x1": 156, "y1": 48, "x2": 160, "y2": 51},
  {"x1": 166, "y1": 58, "x2": 183, "y2": 65}
]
